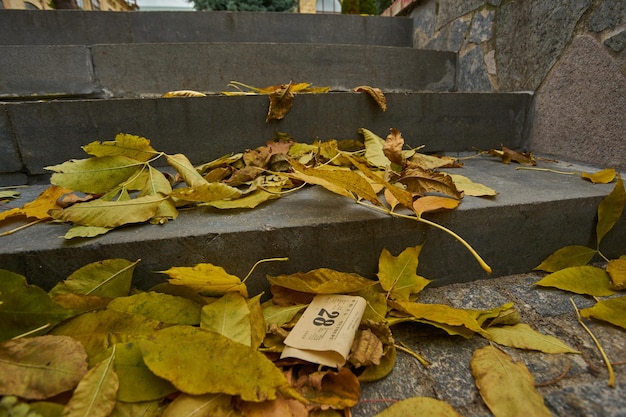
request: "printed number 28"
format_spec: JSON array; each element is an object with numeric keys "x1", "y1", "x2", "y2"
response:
[{"x1": 313, "y1": 308, "x2": 339, "y2": 327}]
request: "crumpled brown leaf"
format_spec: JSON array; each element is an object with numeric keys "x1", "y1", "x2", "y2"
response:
[
  {"x1": 488, "y1": 147, "x2": 535, "y2": 165},
  {"x1": 353, "y1": 86, "x2": 387, "y2": 111}
]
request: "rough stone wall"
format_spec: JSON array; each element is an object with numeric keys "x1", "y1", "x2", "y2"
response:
[{"x1": 390, "y1": 0, "x2": 625, "y2": 169}]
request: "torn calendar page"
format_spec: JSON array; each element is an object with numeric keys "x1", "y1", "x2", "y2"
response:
[{"x1": 281, "y1": 294, "x2": 367, "y2": 367}]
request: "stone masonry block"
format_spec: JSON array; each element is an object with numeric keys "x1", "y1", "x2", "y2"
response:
[{"x1": 530, "y1": 35, "x2": 626, "y2": 170}]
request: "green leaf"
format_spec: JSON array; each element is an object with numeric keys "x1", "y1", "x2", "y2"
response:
[
  {"x1": 159, "y1": 263, "x2": 248, "y2": 298},
  {"x1": 0, "y1": 270, "x2": 76, "y2": 341},
  {"x1": 373, "y1": 397, "x2": 462, "y2": 417},
  {"x1": 359, "y1": 128, "x2": 391, "y2": 169},
  {"x1": 580, "y1": 296, "x2": 626, "y2": 330},
  {"x1": 107, "y1": 292, "x2": 202, "y2": 325},
  {"x1": 267, "y1": 268, "x2": 377, "y2": 294},
  {"x1": 46, "y1": 156, "x2": 142, "y2": 194},
  {"x1": 471, "y1": 345, "x2": 552, "y2": 417},
  {"x1": 535, "y1": 266, "x2": 616, "y2": 296},
  {"x1": 113, "y1": 342, "x2": 176, "y2": 403},
  {"x1": 26, "y1": 400, "x2": 65, "y2": 417},
  {"x1": 534, "y1": 245, "x2": 598, "y2": 272},
  {"x1": 138, "y1": 325, "x2": 292, "y2": 401},
  {"x1": 82, "y1": 133, "x2": 158, "y2": 162},
  {"x1": 200, "y1": 292, "x2": 252, "y2": 346},
  {"x1": 485, "y1": 323, "x2": 579, "y2": 353},
  {"x1": 49, "y1": 259, "x2": 138, "y2": 298},
  {"x1": 49, "y1": 194, "x2": 165, "y2": 228},
  {"x1": 0, "y1": 335, "x2": 88, "y2": 400},
  {"x1": 377, "y1": 246, "x2": 430, "y2": 301},
  {"x1": 597, "y1": 174, "x2": 625, "y2": 247},
  {"x1": 51, "y1": 309, "x2": 163, "y2": 367},
  {"x1": 62, "y1": 346, "x2": 118, "y2": 417},
  {"x1": 161, "y1": 393, "x2": 236, "y2": 417}
]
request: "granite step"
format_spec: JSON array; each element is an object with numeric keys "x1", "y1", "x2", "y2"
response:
[
  {"x1": 0, "y1": 43, "x2": 455, "y2": 100},
  {"x1": 0, "y1": 10, "x2": 414, "y2": 47},
  {"x1": 1, "y1": 155, "x2": 623, "y2": 296},
  {"x1": 1, "y1": 92, "x2": 532, "y2": 183}
]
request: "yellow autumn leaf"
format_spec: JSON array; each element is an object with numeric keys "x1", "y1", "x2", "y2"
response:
[
  {"x1": 82, "y1": 133, "x2": 159, "y2": 162},
  {"x1": 390, "y1": 300, "x2": 488, "y2": 338},
  {"x1": 377, "y1": 246, "x2": 430, "y2": 300},
  {"x1": 535, "y1": 265, "x2": 615, "y2": 296},
  {"x1": 596, "y1": 174, "x2": 625, "y2": 247},
  {"x1": 413, "y1": 195, "x2": 460, "y2": 215},
  {"x1": 534, "y1": 245, "x2": 598, "y2": 272},
  {"x1": 581, "y1": 167, "x2": 616, "y2": 184},
  {"x1": 166, "y1": 153, "x2": 209, "y2": 188},
  {"x1": 580, "y1": 296, "x2": 626, "y2": 330},
  {"x1": 159, "y1": 263, "x2": 248, "y2": 297},
  {"x1": 607, "y1": 258, "x2": 626, "y2": 290},
  {"x1": 359, "y1": 128, "x2": 391, "y2": 169},
  {"x1": 408, "y1": 153, "x2": 462, "y2": 170},
  {"x1": 353, "y1": 86, "x2": 387, "y2": 111},
  {"x1": 170, "y1": 183, "x2": 242, "y2": 203},
  {"x1": 138, "y1": 325, "x2": 293, "y2": 402},
  {"x1": 373, "y1": 397, "x2": 462, "y2": 417},
  {"x1": 0, "y1": 185, "x2": 68, "y2": 223},
  {"x1": 49, "y1": 194, "x2": 166, "y2": 228},
  {"x1": 200, "y1": 189, "x2": 280, "y2": 209},
  {"x1": 62, "y1": 347, "x2": 118, "y2": 417},
  {"x1": 161, "y1": 393, "x2": 235, "y2": 417},
  {"x1": 289, "y1": 159, "x2": 382, "y2": 206},
  {"x1": 46, "y1": 156, "x2": 142, "y2": 195},
  {"x1": 267, "y1": 268, "x2": 376, "y2": 294},
  {"x1": 471, "y1": 345, "x2": 551, "y2": 417},
  {"x1": 448, "y1": 173, "x2": 497, "y2": 197},
  {"x1": 161, "y1": 90, "x2": 206, "y2": 98},
  {"x1": 200, "y1": 292, "x2": 252, "y2": 346},
  {"x1": 266, "y1": 82, "x2": 295, "y2": 122},
  {"x1": 485, "y1": 323, "x2": 579, "y2": 353}
]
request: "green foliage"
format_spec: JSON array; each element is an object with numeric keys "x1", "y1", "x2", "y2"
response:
[
  {"x1": 341, "y1": 0, "x2": 378, "y2": 15},
  {"x1": 190, "y1": 0, "x2": 297, "y2": 12}
]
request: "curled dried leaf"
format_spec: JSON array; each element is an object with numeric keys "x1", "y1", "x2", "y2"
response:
[
  {"x1": 353, "y1": 85, "x2": 387, "y2": 111},
  {"x1": 162, "y1": 90, "x2": 206, "y2": 98}
]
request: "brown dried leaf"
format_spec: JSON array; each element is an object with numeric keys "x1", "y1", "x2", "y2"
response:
[
  {"x1": 349, "y1": 329, "x2": 383, "y2": 368},
  {"x1": 383, "y1": 128, "x2": 404, "y2": 166},
  {"x1": 488, "y1": 147, "x2": 536, "y2": 165},
  {"x1": 162, "y1": 90, "x2": 206, "y2": 98},
  {"x1": 408, "y1": 153, "x2": 463, "y2": 170},
  {"x1": 399, "y1": 165, "x2": 463, "y2": 199},
  {"x1": 353, "y1": 86, "x2": 387, "y2": 111},
  {"x1": 267, "y1": 83, "x2": 295, "y2": 122},
  {"x1": 295, "y1": 368, "x2": 360, "y2": 409}
]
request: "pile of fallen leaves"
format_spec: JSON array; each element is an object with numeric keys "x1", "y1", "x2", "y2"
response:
[{"x1": 1, "y1": 238, "x2": 606, "y2": 417}]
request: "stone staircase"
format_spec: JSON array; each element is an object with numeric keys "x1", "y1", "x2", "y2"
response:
[{"x1": 0, "y1": 10, "x2": 624, "y2": 295}]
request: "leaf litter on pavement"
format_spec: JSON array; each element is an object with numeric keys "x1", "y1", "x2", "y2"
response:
[{"x1": 1, "y1": 87, "x2": 625, "y2": 415}]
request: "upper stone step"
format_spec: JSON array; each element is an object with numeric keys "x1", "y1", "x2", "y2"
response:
[
  {"x1": 0, "y1": 43, "x2": 455, "y2": 99},
  {"x1": 0, "y1": 10, "x2": 414, "y2": 47}
]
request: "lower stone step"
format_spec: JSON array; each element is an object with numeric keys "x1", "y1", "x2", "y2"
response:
[
  {"x1": 1, "y1": 92, "x2": 532, "y2": 181},
  {"x1": 1, "y1": 156, "x2": 623, "y2": 296}
]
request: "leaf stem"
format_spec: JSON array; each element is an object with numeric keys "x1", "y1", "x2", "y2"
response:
[
  {"x1": 0, "y1": 219, "x2": 45, "y2": 237},
  {"x1": 570, "y1": 297, "x2": 615, "y2": 387},
  {"x1": 356, "y1": 201, "x2": 492, "y2": 273},
  {"x1": 11, "y1": 323, "x2": 52, "y2": 339},
  {"x1": 515, "y1": 167, "x2": 579, "y2": 175},
  {"x1": 243, "y1": 257, "x2": 289, "y2": 283},
  {"x1": 395, "y1": 342, "x2": 430, "y2": 368}
]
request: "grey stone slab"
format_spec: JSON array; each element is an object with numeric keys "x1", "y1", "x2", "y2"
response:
[
  {"x1": 496, "y1": 0, "x2": 592, "y2": 91},
  {"x1": 128, "y1": 11, "x2": 415, "y2": 46},
  {"x1": 468, "y1": 7, "x2": 494, "y2": 44},
  {"x1": 457, "y1": 45, "x2": 492, "y2": 91},
  {"x1": 0, "y1": 10, "x2": 133, "y2": 45},
  {"x1": 0, "y1": 10, "x2": 413, "y2": 47},
  {"x1": 0, "y1": 45, "x2": 99, "y2": 99},
  {"x1": 90, "y1": 43, "x2": 455, "y2": 97},
  {"x1": 5, "y1": 92, "x2": 532, "y2": 176},
  {"x1": 0, "y1": 156, "x2": 623, "y2": 294},
  {"x1": 529, "y1": 35, "x2": 626, "y2": 170}
]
